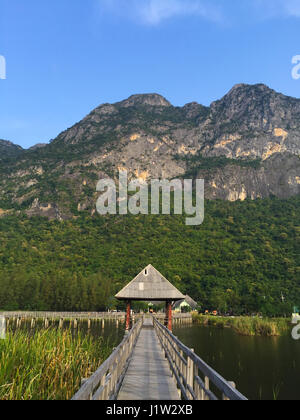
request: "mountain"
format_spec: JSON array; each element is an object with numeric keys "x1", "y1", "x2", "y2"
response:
[
  {"x1": 0, "y1": 84, "x2": 299, "y2": 219},
  {"x1": 29, "y1": 143, "x2": 47, "y2": 151},
  {"x1": 0, "y1": 85, "x2": 299, "y2": 315},
  {"x1": 0, "y1": 139, "x2": 23, "y2": 160}
]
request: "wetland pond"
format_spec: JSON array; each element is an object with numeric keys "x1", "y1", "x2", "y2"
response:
[{"x1": 173, "y1": 324, "x2": 300, "y2": 401}]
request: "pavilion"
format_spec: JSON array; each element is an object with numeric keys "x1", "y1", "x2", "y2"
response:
[
  {"x1": 115, "y1": 265, "x2": 185, "y2": 331},
  {"x1": 174, "y1": 295, "x2": 198, "y2": 313}
]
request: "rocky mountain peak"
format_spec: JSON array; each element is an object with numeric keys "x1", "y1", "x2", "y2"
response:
[
  {"x1": 0, "y1": 139, "x2": 19, "y2": 147},
  {"x1": 0, "y1": 139, "x2": 23, "y2": 159},
  {"x1": 210, "y1": 83, "x2": 300, "y2": 130},
  {"x1": 29, "y1": 143, "x2": 48, "y2": 151},
  {"x1": 211, "y1": 83, "x2": 275, "y2": 109},
  {"x1": 118, "y1": 93, "x2": 172, "y2": 108},
  {"x1": 229, "y1": 83, "x2": 271, "y2": 93},
  {"x1": 183, "y1": 101, "x2": 209, "y2": 119}
]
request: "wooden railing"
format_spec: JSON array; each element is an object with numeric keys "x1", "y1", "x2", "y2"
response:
[
  {"x1": 155, "y1": 313, "x2": 193, "y2": 325},
  {"x1": 0, "y1": 311, "x2": 125, "y2": 320},
  {"x1": 0, "y1": 311, "x2": 192, "y2": 322},
  {"x1": 153, "y1": 317, "x2": 248, "y2": 401},
  {"x1": 72, "y1": 318, "x2": 143, "y2": 400}
]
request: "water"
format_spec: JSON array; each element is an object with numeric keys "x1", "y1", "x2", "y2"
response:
[{"x1": 173, "y1": 324, "x2": 300, "y2": 401}]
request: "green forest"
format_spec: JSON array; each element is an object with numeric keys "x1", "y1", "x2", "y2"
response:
[{"x1": 0, "y1": 196, "x2": 299, "y2": 316}]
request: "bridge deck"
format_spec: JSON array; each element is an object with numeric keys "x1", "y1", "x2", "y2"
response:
[{"x1": 117, "y1": 317, "x2": 180, "y2": 401}]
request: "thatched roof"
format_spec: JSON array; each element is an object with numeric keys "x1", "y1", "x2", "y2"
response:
[
  {"x1": 115, "y1": 265, "x2": 185, "y2": 301},
  {"x1": 174, "y1": 295, "x2": 198, "y2": 309}
]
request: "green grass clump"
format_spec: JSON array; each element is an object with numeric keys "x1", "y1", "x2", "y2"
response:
[
  {"x1": 231, "y1": 317, "x2": 290, "y2": 336},
  {"x1": 192, "y1": 314, "x2": 290, "y2": 337},
  {"x1": 0, "y1": 328, "x2": 113, "y2": 400}
]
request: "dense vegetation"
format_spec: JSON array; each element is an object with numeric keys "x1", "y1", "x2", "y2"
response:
[
  {"x1": 175, "y1": 153, "x2": 262, "y2": 178},
  {"x1": 192, "y1": 314, "x2": 290, "y2": 337},
  {"x1": 0, "y1": 196, "x2": 299, "y2": 316},
  {"x1": 0, "y1": 328, "x2": 113, "y2": 400}
]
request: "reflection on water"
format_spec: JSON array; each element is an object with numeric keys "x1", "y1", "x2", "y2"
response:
[{"x1": 173, "y1": 324, "x2": 300, "y2": 401}]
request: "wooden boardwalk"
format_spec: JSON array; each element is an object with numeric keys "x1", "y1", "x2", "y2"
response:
[
  {"x1": 72, "y1": 316, "x2": 248, "y2": 401},
  {"x1": 117, "y1": 317, "x2": 179, "y2": 400},
  {"x1": 71, "y1": 266, "x2": 247, "y2": 401}
]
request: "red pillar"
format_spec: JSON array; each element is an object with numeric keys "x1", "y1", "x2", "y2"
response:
[
  {"x1": 167, "y1": 301, "x2": 173, "y2": 332},
  {"x1": 165, "y1": 301, "x2": 168, "y2": 328},
  {"x1": 126, "y1": 301, "x2": 131, "y2": 331},
  {"x1": 165, "y1": 300, "x2": 173, "y2": 332}
]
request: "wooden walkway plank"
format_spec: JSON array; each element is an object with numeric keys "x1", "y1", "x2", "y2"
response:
[{"x1": 117, "y1": 318, "x2": 180, "y2": 401}]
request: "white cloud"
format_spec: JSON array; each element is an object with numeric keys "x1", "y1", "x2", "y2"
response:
[
  {"x1": 137, "y1": 0, "x2": 222, "y2": 24},
  {"x1": 254, "y1": 0, "x2": 300, "y2": 19},
  {"x1": 284, "y1": 0, "x2": 300, "y2": 17},
  {"x1": 99, "y1": 0, "x2": 223, "y2": 25},
  {"x1": 99, "y1": 0, "x2": 300, "y2": 27}
]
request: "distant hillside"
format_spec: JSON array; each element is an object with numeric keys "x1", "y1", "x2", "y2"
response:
[{"x1": 0, "y1": 197, "x2": 299, "y2": 315}]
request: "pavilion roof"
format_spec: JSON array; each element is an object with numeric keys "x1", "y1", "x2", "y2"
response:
[
  {"x1": 115, "y1": 265, "x2": 185, "y2": 302},
  {"x1": 174, "y1": 295, "x2": 198, "y2": 309}
]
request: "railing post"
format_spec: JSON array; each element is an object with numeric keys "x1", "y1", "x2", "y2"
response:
[
  {"x1": 223, "y1": 382, "x2": 236, "y2": 401},
  {"x1": 174, "y1": 337, "x2": 178, "y2": 380},
  {"x1": 179, "y1": 349, "x2": 184, "y2": 389},
  {"x1": 204, "y1": 376, "x2": 210, "y2": 401},
  {"x1": 101, "y1": 375, "x2": 108, "y2": 401},
  {"x1": 187, "y1": 349, "x2": 194, "y2": 400},
  {"x1": 194, "y1": 362, "x2": 201, "y2": 400}
]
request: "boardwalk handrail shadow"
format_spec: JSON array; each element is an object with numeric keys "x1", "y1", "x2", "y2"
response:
[
  {"x1": 153, "y1": 317, "x2": 248, "y2": 401},
  {"x1": 72, "y1": 318, "x2": 143, "y2": 400}
]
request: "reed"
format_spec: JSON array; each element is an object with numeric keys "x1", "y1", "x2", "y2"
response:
[
  {"x1": 0, "y1": 328, "x2": 113, "y2": 400},
  {"x1": 192, "y1": 314, "x2": 290, "y2": 337}
]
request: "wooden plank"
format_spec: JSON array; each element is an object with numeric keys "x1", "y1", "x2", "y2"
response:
[{"x1": 117, "y1": 318, "x2": 179, "y2": 401}]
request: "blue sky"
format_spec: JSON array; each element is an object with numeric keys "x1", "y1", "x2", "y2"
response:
[{"x1": 0, "y1": 0, "x2": 300, "y2": 148}]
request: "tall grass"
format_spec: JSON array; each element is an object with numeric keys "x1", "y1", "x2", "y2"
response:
[
  {"x1": 0, "y1": 328, "x2": 113, "y2": 400},
  {"x1": 192, "y1": 314, "x2": 290, "y2": 337}
]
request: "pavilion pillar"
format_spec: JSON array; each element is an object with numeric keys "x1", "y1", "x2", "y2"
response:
[
  {"x1": 165, "y1": 300, "x2": 173, "y2": 332},
  {"x1": 126, "y1": 300, "x2": 131, "y2": 332}
]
